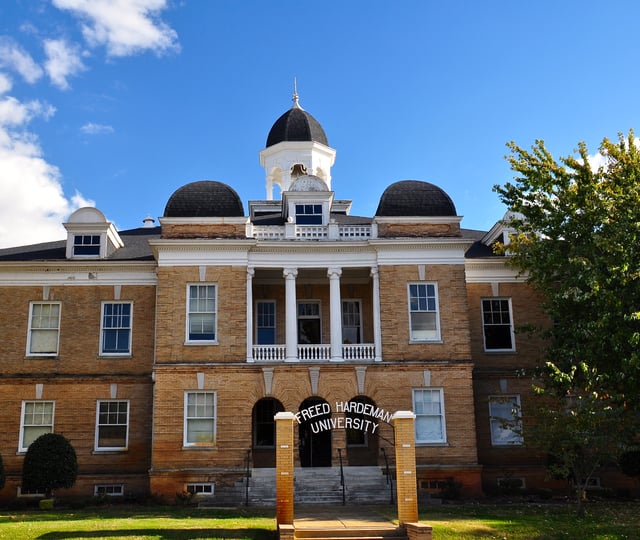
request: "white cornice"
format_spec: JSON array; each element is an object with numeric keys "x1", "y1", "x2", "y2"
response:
[
  {"x1": 0, "y1": 262, "x2": 157, "y2": 286},
  {"x1": 464, "y1": 258, "x2": 528, "y2": 283}
]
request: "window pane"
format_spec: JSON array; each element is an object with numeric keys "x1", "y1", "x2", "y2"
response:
[
  {"x1": 482, "y1": 299, "x2": 514, "y2": 350},
  {"x1": 188, "y1": 286, "x2": 216, "y2": 341}
]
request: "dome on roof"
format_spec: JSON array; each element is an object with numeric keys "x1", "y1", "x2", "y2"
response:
[
  {"x1": 375, "y1": 180, "x2": 457, "y2": 217},
  {"x1": 164, "y1": 181, "x2": 245, "y2": 218},
  {"x1": 266, "y1": 105, "x2": 328, "y2": 148},
  {"x1": 288, "y1": 175, "x2": 329, "y2": 192}
]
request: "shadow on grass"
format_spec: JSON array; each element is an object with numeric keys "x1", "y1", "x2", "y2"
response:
[{"x1": 37, "y1": 528, "x2": 277, "y2": 539}]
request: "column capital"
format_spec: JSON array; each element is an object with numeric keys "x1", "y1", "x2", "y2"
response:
[
  {"x1": 283, "y1": 267, "x2": 298, "y2": 279},
  {"x1": 327, "y1": 266, "x2": 342, "y2": 279}
]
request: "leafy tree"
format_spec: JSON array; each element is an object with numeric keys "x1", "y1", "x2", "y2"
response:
[
  {"x1": 22, "y1": 433, "x2": 77, "y2": 498},
  {"x1": 494, "y1": 131, "x2": 640, "y2": 514}
]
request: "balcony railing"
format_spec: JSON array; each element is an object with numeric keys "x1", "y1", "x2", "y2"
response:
[
  {"x1": 248, "y1": 223, "x2": 375, "y2": 241},
  {"x1": 252, "y1": 343, "x2": 376, "y2": 362}
]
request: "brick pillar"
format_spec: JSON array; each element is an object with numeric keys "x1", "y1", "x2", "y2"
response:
[
  {"x1": 275, "y1": 412, "x2": 296, "y2": 526},
  {"x1": 393, "y1": 411, "x2": 419, "y2": 525}
]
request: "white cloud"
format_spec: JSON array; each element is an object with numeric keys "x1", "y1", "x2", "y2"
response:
[
  {"x1": 52, "y1": 0, "x2": 180, "y2": 57},
  {"x1": 0, "y1": 96, "x2": 91, "y2": 249},
  {"x1": 0, "y1": 37, "x2": 43, "y2": 83},
  {"x1": 81, "y1": 122, "x2": 114, "y2": 134},
  {"x1": 44, "y1": 38, "x2": 86, "y2": 90},
  {"x1": 0, "y1": 72, "x2": 12, "y2": 95}
]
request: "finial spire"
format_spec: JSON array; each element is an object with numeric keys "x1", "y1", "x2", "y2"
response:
[{"x1": 292, "y1": 77, "x2": 300, "y2": 108}]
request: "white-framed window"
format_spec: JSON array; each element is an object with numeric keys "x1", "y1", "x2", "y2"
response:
[
  {"x1": 184, "y1": 391, "x2": 216, "y2": 446},
  {"x1": 408, "y1": 283, "x2": 440, "y2": 341},
  {"x1": 185, "y1": 483, "x2": 214, "y2": 495},
  {"x1": 481, "y1": 298, "x2": 515, "y2": 351},
  {"x1": 100, "y1": 302, "x2": 132, "y2": 355},
  {"x1": 489, "y1": 395, "x2": 523, "y2": 446},
  {"x1": 342, "y1": 300, "x2": 362, "y2": 344},
  {"x1": 73, "y1": 234, "x2": 101, "y2": 256},
  {"x1": 413, "y1": 388, "x2": 446, "y2": 444},
  {"x1": 19, "y1": 401, "x2": 54, "y2": 452},
  {"x1": 27, "y1": 302, "x2": 61, "y2": 356},
  {"x1": 17, "y1": 486, "x2": 46, "y2": 497},
  {"x1": 94, "y1": 484, "x2": 124, "y2": 497},
  {"x1": 295, "y1": 204, "x2": 323, "y2": 225},
  {"x1": 256, "y1": 300, "x2": 276, "y2": 345},
  {"x1": 95, "y1": 400, "x2": 129, "y2": 451},
  {"x1": 187, "y1": 284, "x2": 217, "y2": 343},
  {"x1": 298, "y1": 301, "x2": 321, "y2": 344}
]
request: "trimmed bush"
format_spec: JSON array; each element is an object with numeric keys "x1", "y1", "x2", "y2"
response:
[{"x1": 22, "y1": 433, "x2": 78, "y2": 498}]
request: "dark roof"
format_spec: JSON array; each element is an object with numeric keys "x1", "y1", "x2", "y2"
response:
[
  {"x1": 375, "y1": 180, "x2": 457, "y2": 217},
  {"x1": 0, "y1": 227, "x2": 160, "y2": 262},
  {"x1": 266, "y1": 106, "x2": 328, "y2": 147},
  {"x1": 164, "y1": 181, "x2": 245, "y2": 218}
]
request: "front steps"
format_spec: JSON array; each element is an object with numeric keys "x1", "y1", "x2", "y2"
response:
[{"x1": 211, "y1": 466, "x2": 395, "y2": 507}]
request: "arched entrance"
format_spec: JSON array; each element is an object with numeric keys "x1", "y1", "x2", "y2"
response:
[
  {"x1": 252, "y1": 397, "x2": 284, "y2": 468},
  {"x1": 345, "y1": 395, "x2": 380, "y2": 466},
  {"x1": 298, "y1": 397, "x2": 332, "y2": 467}
]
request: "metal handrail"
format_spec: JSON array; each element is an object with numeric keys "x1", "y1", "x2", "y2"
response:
[
  {"x1": 244, "y1": 449, "x2": 251, "y2": 506},
  {"x1": 381, "y1": 447, "x2": 394, "y2": 504},
  {"x1": 337, "y1": 448, "x2": 346, "y2": 505}
]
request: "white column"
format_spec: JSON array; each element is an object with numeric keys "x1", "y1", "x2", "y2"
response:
[
  {"x1": 328, "y1": 267, "x2": 343, "y2": 362},
  {"x1": 283, "y1": 267, "x2": 298, "y2": 362},
  {"x1": 371, "y1": 267, "x2": 382, "y2": 361},
  {"x1": 246, "y1": 266, "x2": 254, "y2": 362}
]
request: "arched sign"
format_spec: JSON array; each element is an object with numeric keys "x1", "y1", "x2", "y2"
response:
[{"x1": 294, "y1": 400, "x2": 394, "y2": 434}]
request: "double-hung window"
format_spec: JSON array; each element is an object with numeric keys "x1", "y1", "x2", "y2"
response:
[
  {"x1": 408, "y1": 283, "x2": 440, "y2": 341},
  {"x1": 413, "y1": 388, "x2": 446, "y2": 444},
  {"x1": 187, "y1": 285, "x2": 216, "y2": 342},
  {"x1": 27, "y1": 302, "x2": 61, "y2": 356},
  {"x1": 489, "y1": 395, "x2": 523, "y2": 446},
  {"x1": 95, "y1": 400, "x2": 129, "y2": 451},
  {"x1": 184, "y1": 391, "x2": 216, "y2": 446},
  {"x1": 73, "y1": 234, "x2": 101, "y2": 256},
  {"x1": 101, "y1": 302, "x2": 132, "y2": 355},
  {"x1": 342, "y1": 300, "x2": 362, "y2": 344},
  {"x1": 482, "y1": 298, "x2": 515, "y2": 351},
  {"x1": 256, "y1": 301, "x2": 276, "y2": 345},
  {"x1": 295, "y1": 204, "x2": 323, "y2": 225},
  {"x1": 19, "y1": 401, "x2": 54, "y2": 452}
]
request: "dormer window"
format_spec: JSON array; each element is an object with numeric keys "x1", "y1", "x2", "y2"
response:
[
  {"x1": 295, "y1": 204, "x2": 323, "y2": 225},
  {"x1": 64, "y1": 207, "x2": 124, "y2": 260},
  {"x1": 73, "y1": 234, "x2": 101, "y2": 256}
]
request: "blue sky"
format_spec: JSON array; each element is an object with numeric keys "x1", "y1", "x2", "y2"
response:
[{"x1": 1, "y1": 0, "x2": 639, "y2": 248}]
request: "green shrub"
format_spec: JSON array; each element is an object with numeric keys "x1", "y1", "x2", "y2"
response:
[{"x1": 22, "y1": 433, "x2": 78, "y2": 498}]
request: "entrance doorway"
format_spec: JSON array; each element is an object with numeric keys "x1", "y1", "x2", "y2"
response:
[
  {"x1": 252, "y1": 398, "x2": 284, "y2": 467},
  {"x1": 298, "y1": 397, "x2": 332, "y2": 467},
  {"x1": 345, "y1": 395, "x2": 380, "y2": 466}
]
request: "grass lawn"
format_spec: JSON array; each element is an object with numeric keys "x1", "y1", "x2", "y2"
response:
[{"x1": 0, "y1": 502, "x2": 638, "y2": 540}]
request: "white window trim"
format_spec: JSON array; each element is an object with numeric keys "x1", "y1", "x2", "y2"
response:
[
  {"x1": 297, "y1": 300, "x2": 322, "y2": 344},
  {"x1": 95, "y1": 400, "x2": 130, "y2": 452},
  {"x1": 489, "y1": 394, "x2": 523, "y2": 446},
  {"x1": 94, "y1": 484, "x2": 125, "y2": 497},
  {"x1": 255, "y1": 299, "x2": 277, "y2": 344},
  {"x1": 19, "y1": 400, "x2": 55, "y2": 453},
  {"x1": 413, "y1": 388, "x2": 447, "y2": 444},
  {"x1": 341, "y1": 299, "x2": 363, "y2": 344},
  {"x1": 183, "y1": 391, "x2": 217, "y2": 447},
  {"x1": 72, "y1": 234, "x2": 102, "y2": 257},
  {"x1": 185, "y1": 284, "x2": 218, "y2": 345},
  {"x1": 407, "y1": 282, "x2": 441, "y2": 342},
  {"x1": 481, "y1": 297, "x2": 516, "y2": 352},
  {"x1": 185, "y1": 482, "x2": 215, "y2": 495},
  {"x1": 26, "y1": 301, "x2": 61, "y2": 357},
  {"x1": 100, "y1": 301, "x2": 133, "y2": 356}
]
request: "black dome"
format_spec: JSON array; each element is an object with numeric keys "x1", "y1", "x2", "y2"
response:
[
  {"x1": 164, "y1": 181, "x2": 245, "y2": 218},
  {"x1": 266, "y1": 106, "x2": 328, "y2": 147},
  {"x1": 375, "y1": 180, "x2": 457, "y2": 217}
]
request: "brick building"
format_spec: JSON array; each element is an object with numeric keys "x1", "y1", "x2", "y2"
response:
[{"x1": 0, "y1": 94, "x2": 609, "y2": 504}]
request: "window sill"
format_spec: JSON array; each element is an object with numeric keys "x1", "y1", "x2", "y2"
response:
[
  {"x1": 184, "y1": 341, "x2": 218, "y2": 346},
  {"x1": 483, "y1": 350, "x2": 517, "y2": 354},
  {"x1": 98, "y1": 355, "x2": 132, "y2": 359},
  {"x1": 182, "y1": 445, "x2": 218, "y2": 450},
  {"x1": 415, "y1": 442, "x2": 448, "y2": 447},
  {"x1": 24, "y1": 355, "x2": 58, "y2": 360},
  {"x1": 93, "y1": 449, "x2": 128, "y2": 454},
  {"x1": 409, "y1": 340, "x2": 443, "y2": 345}
]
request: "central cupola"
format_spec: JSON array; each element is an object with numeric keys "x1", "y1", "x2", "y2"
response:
[{"x1": 259, "y1": 85, "x2": 336, "y2": 200}]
